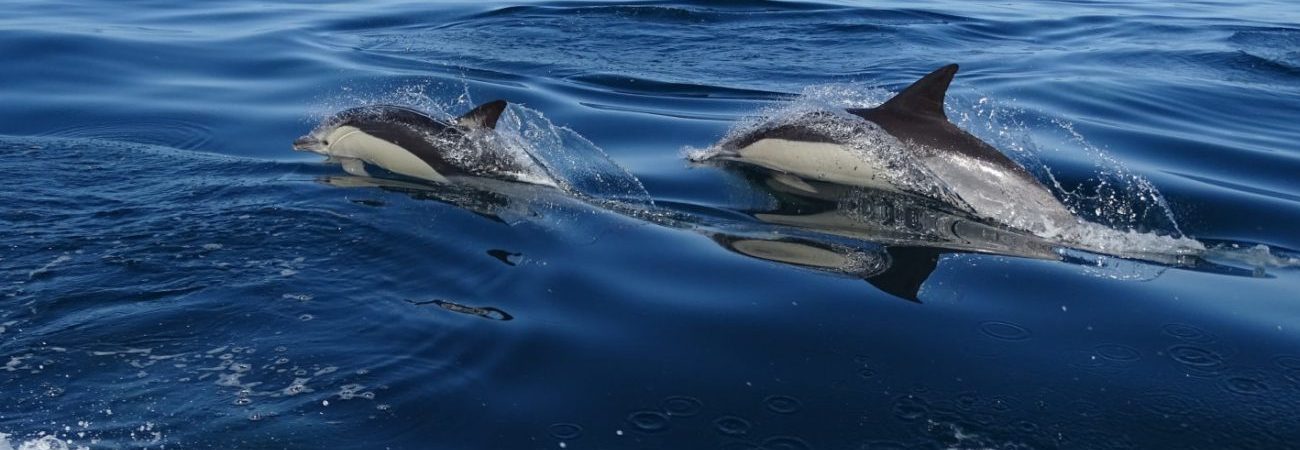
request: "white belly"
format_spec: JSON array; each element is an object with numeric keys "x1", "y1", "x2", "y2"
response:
[
  {"x1": 327, "y1": 126, "x2": 448, "y2": 183},
  {"x1": 733, "y1": 139, "x2": 897, "y2": 191}
]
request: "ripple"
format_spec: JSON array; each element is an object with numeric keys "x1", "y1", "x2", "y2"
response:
[
  {"x1": 892, "y1": 396, "x2": 928, "y2": 421},
  {"x1": 38, "y1": 118, "x2": 215, "y2": 151},
  {"x1": 1167, "y1": 345, "x2": 1224, "y2": 368},
  {"x1": 1273, "y1": 355, "x2": 1300, "y2": 370},
  {"x1": 762, "y1": 436, "x2": 812, "y2": 450},
  {"x1": 1162, "y1": 323, "x2": 1216, "y2": 343},
  {"x1": 547, "y1": 423, "x2": 583, "y2": 440},
  {"x1": 713, "y1": 415, "x2": 751, "y2": 436},
  {"x1": 978, "y1": 321, "x2": 1030, "y2": 341},
  {"x1": 1094, "y1": 343, "x2": 1142, "y2": 361},
  {"x1": 1136, "y1": 390, "x2": 1204, "y2": 416},
  {"x1": 1283, "y1": 369, "x2": 1300, "y2": 386},
  {"x1": 661, "y1": 395, "x2": 702, "y2": 417},
  {"x1": 1223, "y1": 375, "x2": 1271, "y2": 396},
  {"x1": 626, "y1": 410, "x2": 670, "y2": 433},
  {"x1": 763, "y1": 395, "x2": 802, "y2": 414}
]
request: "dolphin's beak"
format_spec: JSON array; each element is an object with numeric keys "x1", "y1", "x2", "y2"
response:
[{"x1": 292, "y1": 135, "x2": 319, "y2": 151}]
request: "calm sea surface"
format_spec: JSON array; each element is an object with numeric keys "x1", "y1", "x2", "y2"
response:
[{"x1": 2, "y1": 1, "x2": 1299, "y2": 448}]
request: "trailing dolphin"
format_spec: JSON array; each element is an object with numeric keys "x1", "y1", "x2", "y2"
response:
[
  {"x1": 293, "y1": 100, "x2": 557, "y2": 187},
  {"x1": 696, "y1": 64, "x2": 1078, "y2": 235}
]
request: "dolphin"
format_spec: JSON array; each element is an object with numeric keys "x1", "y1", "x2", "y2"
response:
[
  {"x1": 293, "y1": 100, "x2": 556, "y2": 187},
  {"x1": 700, "y1": 64, "x2": 1078, "y2": 235}
]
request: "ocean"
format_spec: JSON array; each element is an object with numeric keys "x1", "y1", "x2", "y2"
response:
[{"x1": 2, "y1": 1, "x2": 1299, "y2": 448}]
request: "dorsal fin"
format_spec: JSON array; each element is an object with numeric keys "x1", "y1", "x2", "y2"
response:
[
  {"x1": 874, "y1": 64, "x2": 958, "y2": 120},
  {"x1": 455, "y1": 100, "x2": 508, "y2": 129}
]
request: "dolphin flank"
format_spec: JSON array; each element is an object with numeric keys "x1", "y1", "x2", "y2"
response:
[
  {"x1": 702, "y1": 64, "x2": 1078, "y2": 235},
  {"x1": 294, "y1": 100, "x2": 556, "y2": 187}
]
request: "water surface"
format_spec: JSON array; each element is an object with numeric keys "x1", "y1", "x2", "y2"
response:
[{"x1": 2, "y1": 1, "x2": 1299, "y2": 448}]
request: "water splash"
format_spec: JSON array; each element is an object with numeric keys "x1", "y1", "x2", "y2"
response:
[
  {"x1": 691, "y1": 82, "x2": 1206, "y2": 258},
  {"x1": 307, "y1": 82, "x2": 650, "y2": 203}
]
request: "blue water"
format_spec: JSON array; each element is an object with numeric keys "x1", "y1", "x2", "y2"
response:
[{"x1": 3, "y1": 1, "x2": 1300, "y2": 448}]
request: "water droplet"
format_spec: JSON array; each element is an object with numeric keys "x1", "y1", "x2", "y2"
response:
[
  {"x1": 979, "y1": 321, "x2": 1030, "y2": 341},
  {"x1": 548, "y1": 423, "x2": 583, "y2": 440},
  {"x1": 661, "y1": 396, "x2": 702, "y2": 417},
  {"x1": 713, "y1": 415, "x2": 751, "y2": 436},
  {"x1": 626, "y1": 411, "x2": 669, "y2": 433},
  {"x1": 763, "y1": 395, "x2": 802, "y2": 414}
]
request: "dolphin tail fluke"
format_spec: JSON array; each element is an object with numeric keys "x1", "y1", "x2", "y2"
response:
[
  {"x1": 863, "y1": 64, "x2": 959, "y2": 120},
  {"x1": 456, "y1": 100, "x2": 509, "y2": 129}
]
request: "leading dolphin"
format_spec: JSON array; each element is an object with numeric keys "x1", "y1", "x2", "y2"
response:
[
  {"x1": 699, "y1": 64, "x2": 1078, "y2": 235},
  {"x1": 294, "y1": 100, "x2": 556, "y2": 187}
]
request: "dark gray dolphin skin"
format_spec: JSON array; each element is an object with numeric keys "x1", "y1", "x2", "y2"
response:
[
  {"x1": 705, "y1": 64, "x2": 1077, "y2": 233},
  {"x1": 293, "y1": 100, "x2": 556, "y2": 186}
]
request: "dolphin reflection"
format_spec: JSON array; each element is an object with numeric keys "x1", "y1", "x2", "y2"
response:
[{"x1": 313, "y1": 168, "x2": 1252, "y2": 303}]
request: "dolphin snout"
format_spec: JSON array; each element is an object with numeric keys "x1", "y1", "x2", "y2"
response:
[{"x1": 292, "y1": 135, "x2": 319, "y2": 151}]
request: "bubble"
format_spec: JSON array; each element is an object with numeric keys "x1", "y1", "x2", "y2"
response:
[
  {"x1": 762, "y1": 436, "x2": 811, "y2": 450},
  {"x1": 661, "y1": 396, "x2": 702, "y2": 417},
  {"x1": 713, "y1": 415, "x2": 751, "y2": 436},
  {"x1": 1094, "y1": 343, "x2": 1141, "y2": 361},
  {"x1": 626, "y1": 411, "x2": 669, "y2": 433},
  {"x1": 763, "y1": 395, "x2": 802, "y2": 414},
  {"x1": 548, "y1": 423, "x2": 583, "y2": 440},
  {"x1": 892, "y1": 396, "x2": 928, "y2": 421},
  {"x1": 979, "y1": 321, "x2": 1030, "y2": 341},
  {"x1": 1162, "y1": 323, "x2": 1215, "y2": 343}
]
